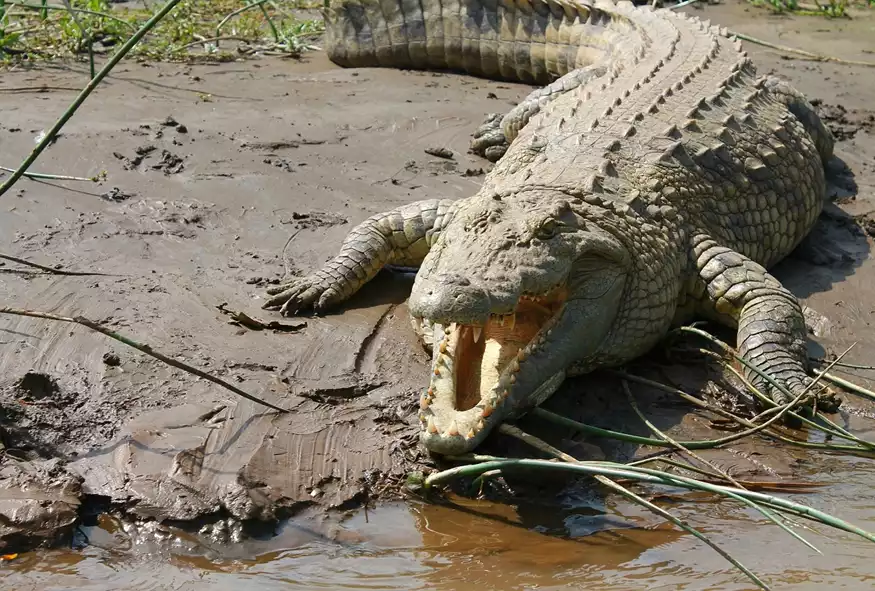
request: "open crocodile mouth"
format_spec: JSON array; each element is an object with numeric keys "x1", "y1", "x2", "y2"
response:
[{"x1": 418, "y1": 286, "x2": 568, "y2": 445}]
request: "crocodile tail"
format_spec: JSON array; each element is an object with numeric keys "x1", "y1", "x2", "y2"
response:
[{"x1": 323, "y1": 0, "x2": 625, "y2": 85}]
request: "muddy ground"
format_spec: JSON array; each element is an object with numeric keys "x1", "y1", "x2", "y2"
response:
[{"x1": 1, "y1": 0, "x2": 875, "y2": 557}]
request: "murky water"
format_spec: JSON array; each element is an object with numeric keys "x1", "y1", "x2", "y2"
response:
[{"x1": 6, "y1": 454, "x2": 875, "y2": 591}]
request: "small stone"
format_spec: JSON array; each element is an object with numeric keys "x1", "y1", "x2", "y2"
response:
[
  {"x1": 424, "y1": 146, "x2": 454, "y2": 159},
  {"x1": 102, "y1": 352, "x2": 121, "y2": 367},
  {"x1": 100, "y1": 187, "x2": 134, "y2": 202}
]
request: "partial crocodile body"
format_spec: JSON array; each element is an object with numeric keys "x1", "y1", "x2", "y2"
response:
[{"x1": 264, "y1": 0, "x2": 836, "y2": 454}]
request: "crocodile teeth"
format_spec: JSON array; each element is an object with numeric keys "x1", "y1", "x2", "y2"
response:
[
  {"x1": 472, "y1": 326, "x2": 482, "y2": 343},
  {"x1": 446, "y1": 420, "x2": 459, "y2": 437},
  {"x1": 427, "y1": 416, "x2": 438, "y2": 434},
  {"x1": 449, "y1": 322, "x2": 457, "y2": 333},
  {"x1": 420, "y1": 393, "x2": 430, "y2": 410},
  {"x1": 507, "y1": 313, "x2": 516, "y2": 330},
  {"x1": 482, "y1": 401, "x2": 494, "y2": 417}
]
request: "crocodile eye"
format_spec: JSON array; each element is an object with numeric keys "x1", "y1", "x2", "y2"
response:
[{"x1": 536, "y1": 219, "x2": 557, "y2": 240}]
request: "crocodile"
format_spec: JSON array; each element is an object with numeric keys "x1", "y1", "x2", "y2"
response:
[{"x1": 263, "y1": 0, "x2": 837, "y2": 455}]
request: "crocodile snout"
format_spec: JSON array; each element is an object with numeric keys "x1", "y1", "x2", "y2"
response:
[{"x1": 409, "y1": 273, "x2": 491, "y2": 324}]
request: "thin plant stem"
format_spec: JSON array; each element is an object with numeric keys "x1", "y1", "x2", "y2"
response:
[
  {"x1": 497, "y1": 425, "x2": 772, "y2": 589},
  {"x1": 0, "y1": 165, "x2": 99, "y2": 182},
  {"x1": 445, "y1": 453, "x2": 509, "y2": 463},
  {"x1": 424, "y1": 459, "x2": 875, "y2": 545},
  {"x1": 530, "y1": 407, "x2": 725, "y2": 448},
  {"x1": 449, "y1": 443, "x2": 826, "y2": 493},
  {"x1": 691, "y1": 345, "x2": 874, "y2": 449},
  {"x1": 58, "y1": 0, "x2": 94, "y2": 78},
  {"x1": 677, "y1": 328, "x2": 871, "y2": 443},
  {"x1": 602, "y1": 462, "x2": 875, "y2": 544},
  {"x1": 531, "y1": 388, "x2": 868, "y2": 453},
  {"x1": 0, "y1": 307, "x2": 289, "y2": 413},
  {"x1": 811, "y1": 358, "x2": 875, "y2": 371},
  {"x1": 611, "y1": 368, "x2": 874, "y2": 454},
  {"x1": 215, "y1": 0, "x2": 270, "y2": 46},
  {"x1": 722, "y1": 341, "x2": 865, "y2": 444},
  {"x1": 620, "y1": 380, "x2": 820, "y2": 552},
  {"x1": 708, "y1": 349, "x2": 873, "y2": 449},
  {"x1": 0, "y1": 0, "x2": 185, "y2": 198},
  {"x1": 177, "y1": 35, "x2": 253, "y2": 51},
  {"x1": 255, "y1": 0, "x2": 279, "y2": 43},
  {"x1": 595, "y1": 473, "x2": 771, "y2": 590},
  {"x1": 0, "y1": 253, "x2": 113, "y2": 276},
  {"x1": 730, "y1": 31, "x2": 875, "y2": 68},
  {"x1": 819, "y1": 371, "x2": 875, "y2": 404},
  {"x1": 498, "y1": 424, "x2": 577, "y2": 462},
  {"x1": 677, "y1": 326, "x2": 829, "y2": 407},
  {"x1": 632, "y1": 457, "x2": 825, "y2": 492},
  {"x1": 3, "y1": 1, "x2": 136, "y2": 29},
  {"x1": 621, "y1": 379, "x2": 747, "y2": 489}
]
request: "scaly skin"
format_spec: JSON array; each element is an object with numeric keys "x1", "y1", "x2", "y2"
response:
[{"x1": 264, "y1": 0, "x2": 836, "y2": 455}]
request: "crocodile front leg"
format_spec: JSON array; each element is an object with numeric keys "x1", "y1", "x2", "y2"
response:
[
  {"x1": 692, "y1": 237, "x2": 836, "y2": 409},
  {"x1": 263, "y1": 199, "x2": 457, "y2": 315}
]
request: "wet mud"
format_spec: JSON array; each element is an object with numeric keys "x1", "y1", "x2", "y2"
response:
[{"x1": 2, "y1": 1, "x2": 875, "y2": 587}]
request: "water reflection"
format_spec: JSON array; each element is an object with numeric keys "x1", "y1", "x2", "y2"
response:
[{"x1": 5, "y1": 464, "x2": 875, "y2": 591}]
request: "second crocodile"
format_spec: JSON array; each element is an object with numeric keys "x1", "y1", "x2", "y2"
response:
[{"x1": 263, "y1": 0, "x2": 837, "y2": 455}]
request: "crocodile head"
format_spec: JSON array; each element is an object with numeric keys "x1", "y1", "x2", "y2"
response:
[{"x1": 408, "y1": 190, "x2": 630, "y2": 454}]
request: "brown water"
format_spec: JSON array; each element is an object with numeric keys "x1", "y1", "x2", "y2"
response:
[
  {"x1": 3, "y1": 0, "x2": 875, "y2": 589},
  {"x1": 6, "y1": 456, "x2": 875, "y2": 591}
]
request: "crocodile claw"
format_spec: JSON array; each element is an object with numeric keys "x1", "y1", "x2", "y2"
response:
[
  {"x1": 262, "y1": 276, "x2": 337, "y2": 316},
  {"x1": 470, "y1": 112, "x2": 508, "y2": 162}
]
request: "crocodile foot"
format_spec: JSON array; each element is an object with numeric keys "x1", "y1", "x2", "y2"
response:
[
  {"x1": 756, "y1": 371, "x2": 842, "y2": 421},
  {"x1": 470, "y1": 113, "x2": 508, "y2": 162},
  {"x1": 263, "y1": 275, "x2": 339, "y2": 315}
]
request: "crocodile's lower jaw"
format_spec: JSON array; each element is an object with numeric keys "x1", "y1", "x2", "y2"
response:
[{"x1": 417, "y1": 289, "x2": 567, "y2": 453}]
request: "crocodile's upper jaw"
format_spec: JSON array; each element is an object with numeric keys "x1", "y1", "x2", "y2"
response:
[{"x1": 417, "y1": 287, "x2": 568, "y2": 454}]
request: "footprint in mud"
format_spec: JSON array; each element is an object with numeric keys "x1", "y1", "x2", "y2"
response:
[
  {"x1": 150, "y1": 150, "x2": 185, "y2": 175},
  {"x1": 813, "y1": 100, "x2": 875, "y2": 141},
  {"x1": 279, "y1": 211, "x2": 348, "y2": 230}
]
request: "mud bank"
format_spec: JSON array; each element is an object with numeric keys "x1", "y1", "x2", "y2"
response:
[{"x1": 2, "y1": 0, "x2": 875, "y2": 556}]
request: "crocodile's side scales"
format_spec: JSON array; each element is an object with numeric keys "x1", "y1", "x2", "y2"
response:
[{"x1": 263, "y1": 0, "x2": 836, "y2": 454}]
